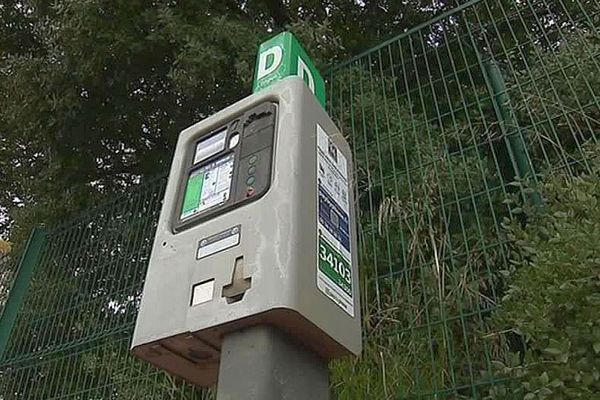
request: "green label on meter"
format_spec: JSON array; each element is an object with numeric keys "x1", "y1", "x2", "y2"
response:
[
  {"x1": 318, "y1": 235, "x2": 352, "y2": 296},
  {"x1": 182, "y1": 173, "x2": 204, "y2": 218}
]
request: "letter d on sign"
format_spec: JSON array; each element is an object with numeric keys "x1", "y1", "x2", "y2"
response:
[
  {"x1": 297, "y1": 58, "x2": 315, "y2": 94},
  {"x1": 256, "y1": 45, "x2": 283, "y2": 81},
  {"x1": 253, "y1": 32, "x2": 326, "y2": 108}
]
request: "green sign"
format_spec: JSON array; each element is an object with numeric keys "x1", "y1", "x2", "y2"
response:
[
  {"x1": 318, "y1": 235, "x2": 352, "y2": 296},
  {"x1": 253, "y1": 32, "x2": 326, "y2": 108}
]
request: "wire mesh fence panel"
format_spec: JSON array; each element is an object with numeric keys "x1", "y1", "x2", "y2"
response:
[
  {"x1": 0, "y1": 337, "x2": 213, "y2": 400},
  {"x1": 327, "y1": 0, "x2": 600, "y2": 398},
  {"x1": 0, "y1": 175, "x2": 212, "y2": 399}
]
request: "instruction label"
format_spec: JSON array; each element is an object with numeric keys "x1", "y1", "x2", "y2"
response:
[
  {"x1": 181, "y1": 153, "x2": 234, "y2": 219},
  {"x1": 316, "y1": 124, "x2": 354, "y2": 317}
]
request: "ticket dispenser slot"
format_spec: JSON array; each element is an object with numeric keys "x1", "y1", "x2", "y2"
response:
[{"x1": 174, "y1": 102, "x2": 277, "y2": 233}]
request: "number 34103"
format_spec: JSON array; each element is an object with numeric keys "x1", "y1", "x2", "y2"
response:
[{"x1": 319, "y1": 243, "x2": 352, "y2": 284}]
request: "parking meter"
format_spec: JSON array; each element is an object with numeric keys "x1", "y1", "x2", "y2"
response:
[{"x1": 131, "y1": 77, "x2": 361, "y2": 386}]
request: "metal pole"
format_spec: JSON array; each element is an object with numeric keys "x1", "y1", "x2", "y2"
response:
[
  {"x1": 216, "y1": 325, "x2": 330, "y2": 400},
  {"x1": 0, "y1": 227, "x2": 47, "y2": 360},
  {"x1": 484, "y1": 60, "x2": 533, "y2": 180},
  {"x1": 484, "y1": 59, "x2": 543, "y2": 206}
]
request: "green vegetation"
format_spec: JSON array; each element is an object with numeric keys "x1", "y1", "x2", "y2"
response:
[
  {"x1": 487, "y1": 165, "x2": 600, "y2": 399},
  {"x1": 327, "y1": 1, "x2": 600, "y2": 397}
]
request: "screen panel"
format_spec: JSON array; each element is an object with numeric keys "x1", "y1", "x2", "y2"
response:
[
  {"x1": 181, "y1": 153, "x2": 235, "y2": 220},
  {"x1": 194, "y1": 128, "x2": 227, "y2": 165},
  {"x1": 173, "y1": 101, "x2": 277, "y2": 232}
]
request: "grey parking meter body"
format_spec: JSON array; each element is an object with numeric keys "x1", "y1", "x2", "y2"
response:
[{"x1": 131, "y1": 77, "x2": 361, "y2": 387}]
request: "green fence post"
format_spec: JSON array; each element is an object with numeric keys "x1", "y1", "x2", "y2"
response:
[
  {"x1": 0, "y1": 227, "x2": 47, "y2": 360},
  {"x1": 484, "y1": 59, "x2": 543, "y2": 205}
]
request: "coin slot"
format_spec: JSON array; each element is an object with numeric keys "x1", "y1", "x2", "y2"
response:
[{"x1": 222, "y1": 256, "x2": 251, "y2": 304}]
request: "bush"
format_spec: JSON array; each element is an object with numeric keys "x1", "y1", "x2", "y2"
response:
[{"x1": 487, "y1": 160, "x2": 600, "y2": 399}]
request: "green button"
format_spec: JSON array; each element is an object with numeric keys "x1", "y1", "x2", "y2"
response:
[
  {"x1": 246, "y1": 176, "x2": 256, "y2": 186},
  {"x1": 248, "y1": 155, "x2": 258, "y2": 165}
]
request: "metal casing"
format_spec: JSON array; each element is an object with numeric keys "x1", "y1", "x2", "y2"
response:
[{"x1": 131, "y1": 77, "x2": 361, "y2": 386}]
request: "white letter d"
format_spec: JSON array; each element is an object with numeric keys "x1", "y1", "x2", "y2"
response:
[
  {"x1": 297, "y1": 58, "x2": 315, "y2": 94},
  {"x1": 257, "y1": 45, "x2": 283, "y2": 80}
]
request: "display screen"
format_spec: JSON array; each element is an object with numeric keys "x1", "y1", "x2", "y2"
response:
[
  {"x1": 181, "y1": 153, "x2": 234, "y2": 220},
  {"x1": 194, "y1": 128, "x2": 227, "y2": 165}
]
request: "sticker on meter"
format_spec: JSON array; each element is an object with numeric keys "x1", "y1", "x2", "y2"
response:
[
  {"x1": 197, "y1": 225, "x2": 241, "y2": 260},
  {"x1": 316, "y1": 124, "x2": 354, "y2": 317},
  {"x1": 181, "y1": 153, "x2": 234, "y2": 220}
]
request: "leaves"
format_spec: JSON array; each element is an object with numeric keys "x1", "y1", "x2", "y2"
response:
[
  {"x1": 488, "y1": 159, "x2": 600, "y2": 399},
  {"x1": 0, "y1": 1, "x2": 446, "y2": 244}
]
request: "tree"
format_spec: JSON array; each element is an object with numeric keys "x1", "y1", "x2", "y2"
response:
[{"x1": 0, "y1": 0, "x2": 444, "y2": 244}]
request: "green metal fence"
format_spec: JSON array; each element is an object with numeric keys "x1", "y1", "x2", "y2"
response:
[
  {"x1": 0, "y1": 176, "x2": 215, "y2": 399},
  {"x1": 1, "y1": 0, "x2": 599, "y2": 398},
  {"x1": 327, "y1": 0, "x2": 600, "y2": 398}
]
